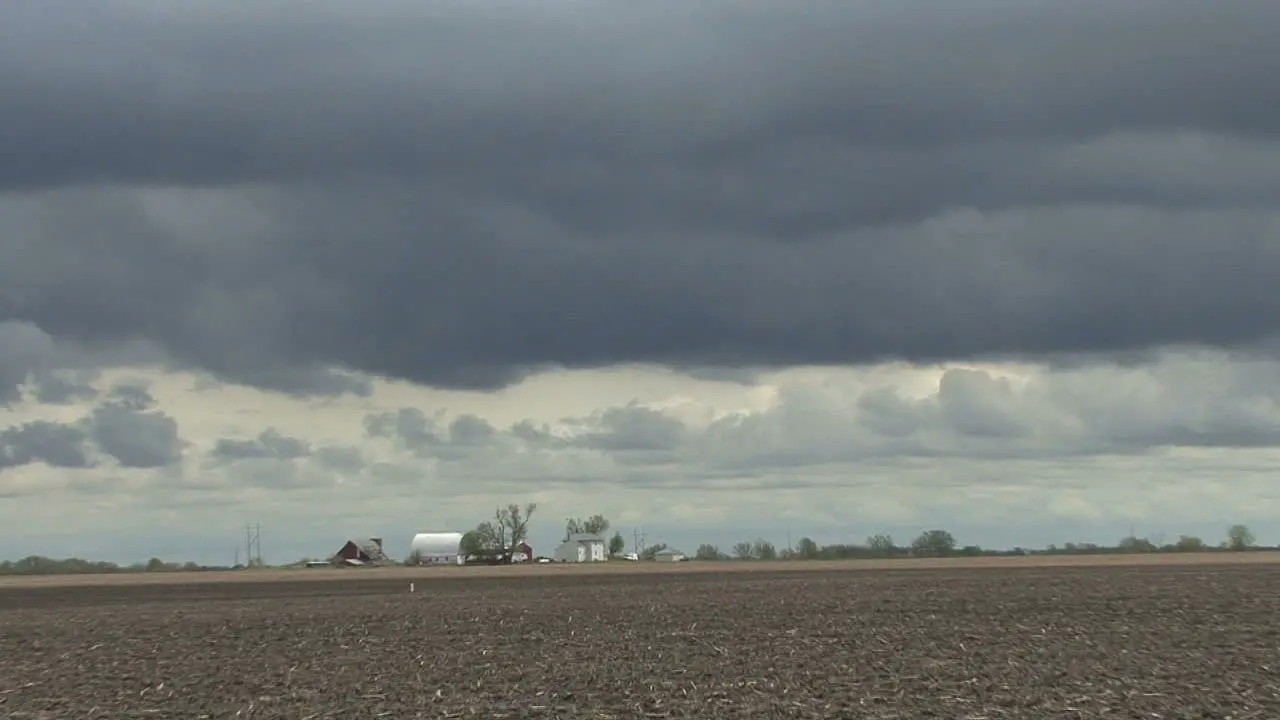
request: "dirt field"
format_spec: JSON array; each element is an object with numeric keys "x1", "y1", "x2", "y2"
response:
[{"x1": 3, "y1": 561, "x2": 1279, "y2": 718}]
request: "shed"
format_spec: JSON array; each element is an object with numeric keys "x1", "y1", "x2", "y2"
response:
[
  {"x1": 508, "y1": 542, "x2": 534, "y2": 563},
  {"x1": 653, "y1": 548, "x2": 686, "y2": 562},
  {"x1": 409, "y1": 532, "x2": 465, "y2": 565},
  {"x1": 553, "y1": 533, "x2": 607, "y2": 563}
]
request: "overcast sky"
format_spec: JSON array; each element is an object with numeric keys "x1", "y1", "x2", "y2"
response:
[{"x1": 3, "y1": 0, "x2": 1280, "y2": 565}]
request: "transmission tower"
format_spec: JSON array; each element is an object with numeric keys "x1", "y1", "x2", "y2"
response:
[{"x1": 244, "y1": 523, "x2": 262, "y2": 567}]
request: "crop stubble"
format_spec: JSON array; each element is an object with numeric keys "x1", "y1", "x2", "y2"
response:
[{"x1": 2, "y1": 564, "x2": 1279, "y2": 719}]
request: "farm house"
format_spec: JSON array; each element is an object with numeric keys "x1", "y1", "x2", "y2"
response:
[
  {"x1": 409, "y1": 532, "x2": 465, "y2": 565},
  {"x1": 553, "y1": 533, "x2": 607, "y2": 563}
]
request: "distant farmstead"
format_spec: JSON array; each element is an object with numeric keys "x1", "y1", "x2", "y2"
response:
[
  {"x1": 409, "y1": 532, "x2": 465, "y2": 565},
  {"x1": 653, "y1": 549, "x2": 687, "y2": 562},
  {"x1": 554, "y1": 533, "x2": 607, "y2": 563}
]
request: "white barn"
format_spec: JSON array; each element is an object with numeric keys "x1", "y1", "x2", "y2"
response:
[
  {"x1": 554, "y1": 533, "x2": 607, "y2": 563},
  {"x1": 409, "y1": 532, "x2": 465, "y2": 565}
]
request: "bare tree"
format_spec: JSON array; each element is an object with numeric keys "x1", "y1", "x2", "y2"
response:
[
  {"x1": 732, "y1": 541, "x2": 755, "y2": 560},
  {"x1": 499, "y1": 503, "x2": 536, "y2": 562},
  {"x1": 753, "y1": 539, "x2": 778, "y2": 560},
  {"x1": 563, "y1": 514, "x2": 610, "y2": 541},
  {"x1": 464, "y1": 502, "x2": 537, "y2": 563},
  {"x1": 640, "y1": 542, "x2": 668, "y2": 561},
  {"x1": 695, "y1": 544, "x2": 726, "y2": 561}
]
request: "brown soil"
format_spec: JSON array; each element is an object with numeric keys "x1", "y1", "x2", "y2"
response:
[{"x1": 3, "y1": 562, "x2": 1279, "y2": 718}]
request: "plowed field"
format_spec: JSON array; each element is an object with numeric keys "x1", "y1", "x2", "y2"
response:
[{"x1": 3, "y1": 563, "x2": 1279, "y2": 718}]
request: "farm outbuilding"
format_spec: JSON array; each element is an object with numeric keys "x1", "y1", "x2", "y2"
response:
[
  {"x1": 409, "y1": 532, "x2": 465, "y2": 565},
  {"x1": 554, "y1": 533, "x2": 607, "y2": 563},
  {"x1": 654, "y1": 549, "x2": 686, "y2": 562},
  {"x1": 334, "y1": 538, "x2": 390, "y2": 566},
  {"x1": 508, "y1": 542, "x2": 534, "y2": 563}
]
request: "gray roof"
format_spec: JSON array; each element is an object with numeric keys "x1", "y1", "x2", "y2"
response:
[
  {"x1": 566, "y1": 533, "x2": 603, "y2": 543},
  {"x1": 654, "y1": 548, "x2": 684, "y2": 556},
  {"x1": 356, "y1": 540, "x2": 388, "y2": 560}
]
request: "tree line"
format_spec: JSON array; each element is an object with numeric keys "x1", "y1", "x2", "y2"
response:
[
  {"x1": 0, "y1": 556, "x2": 214, "y2": 576},
  {"x1": 691, "y1": 524, "x2": 1261, "y2": 561},
  {"x1": 0, "y1": 521, "x2": 1262, "y2": 576}
]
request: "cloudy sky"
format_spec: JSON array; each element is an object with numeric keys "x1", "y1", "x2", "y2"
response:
[{"x1": 3, "y1": 0, "x2": 1280, "y2": 565}]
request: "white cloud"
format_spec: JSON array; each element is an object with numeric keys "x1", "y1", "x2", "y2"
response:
[{"x1": 3, "y1": 350, "x2": 1280, "y2": 563}]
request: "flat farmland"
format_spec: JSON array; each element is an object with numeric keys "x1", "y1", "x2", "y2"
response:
[{"x1": 3, "y1": 562, "x2": 1280, "y2": 718}]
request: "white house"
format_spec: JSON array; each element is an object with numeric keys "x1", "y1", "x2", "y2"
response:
[
  {"x1": 553, "y1": 533, "x2": 607, "y2": 563},
  {"x1": 408, "y1": 532, "x2": 465, "y2": 565},
  {"x1": 653, "y1": 548, "x2": 686, "y2": 562}
]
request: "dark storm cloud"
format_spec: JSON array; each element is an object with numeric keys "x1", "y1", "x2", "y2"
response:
[
  {"x1": 2, "y1": 1, "x2": 1280, "y2": 392},
  {"x1": 2, "y1": 1, "x2": 1278, "y2": 192}
]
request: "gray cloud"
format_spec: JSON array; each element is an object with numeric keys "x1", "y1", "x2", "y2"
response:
[
  {"x1": 87, "y1": 403, "x2": 183, "y2": 469},
  {"x1": 33, "y1": 370, "x2": 100, "y2": 405},
  {"x1": 364, "y1": 408, "x2": 441, "y2": 448},
  {"x1": 311, "y1": 445, "x2": 365, "y2": 475},
  {"x1": 211, "y1": 429, "x2": 311, "y2": 462},
  {"x1": 369, "y1": 353, "x2": 1280, "y2": 485},
  {"x1": 104, "y1": 378, "x2": 155, "y2": 411},
  {"x1": 0, "y1": 321, "x2": 55, "y2": 405},
  {"x1": 1, "y1": 2, "x2": 1280, "y2": 392},
  {"x1": 0, "y1": 421, "x2": 93, "y2": 470},
  {"x1": 364, "y1": 408, "x2": 496, "y2": 461},
  {"x1": 569, "y1": 404, "x2": 688, "y2": 454}
]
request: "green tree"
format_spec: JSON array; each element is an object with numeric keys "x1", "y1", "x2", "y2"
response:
[
  {"x1": 608, "y1": 531, "x2": 626, "y2": 557},
  {"x1": 732, "y1": 541, "x2": 755, "y2": 560},
  {"x1": 695, "y1": 544, "x2": 725, "y2": 561},
  {"x1": 793, "y1": 537, "x2": 820, "y2": 560},
  {"x1": 911, "y1": 529, "x2": 956, "y2": 557},
  {"x1": 866, "y1": 534, "x2": 896, "y2": 556},
  {"x1": 1227, "y1": 524, "x2": 1255, "y2": 551}
]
